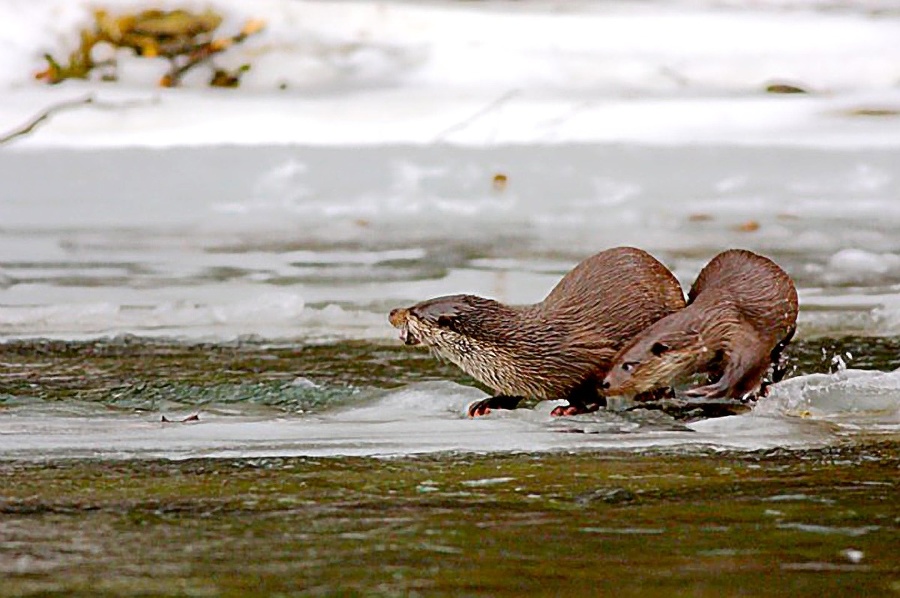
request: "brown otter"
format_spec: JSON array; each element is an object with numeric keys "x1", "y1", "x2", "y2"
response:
[
  {"x1": 388, "y1": 247, "x2": 686, "y2": 417},
  {"x1": 601, "y1": 249, "x2": 798, "y2": 401}
]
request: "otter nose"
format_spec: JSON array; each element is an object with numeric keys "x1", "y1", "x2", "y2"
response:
[{"x1": 599, "y1": 379, "x2": 610, "y2": 390}]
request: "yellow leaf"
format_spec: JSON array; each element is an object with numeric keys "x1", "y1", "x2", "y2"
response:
[
  {"x1": 209, "y1": 38, "x2": 232, "y2": 52},
  {"x1": 141, "y1": 41, "x2": 159, "y2": 58},
  {"x1": 733, "y1": 220, "x2": 760, "y2": 233},
  {"x1": 241, "y1": 19, "x2": 266, "y2": 36}
]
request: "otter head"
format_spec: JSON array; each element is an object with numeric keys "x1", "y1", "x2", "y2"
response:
[
  {"x1": 389, "y1": 295, "x2": 524, "y2": 391},
  {"x1": 389, "y1": 294, "x2": 510, "y2": 351},
  {"x1": 601, "y1": 325, "x2": 703, "y2": 397}
]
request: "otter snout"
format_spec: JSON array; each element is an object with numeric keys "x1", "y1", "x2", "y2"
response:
[
  {"x1": 388, "y1": 307, "x2": 421, "y2": 345},
  {"x1": 389, "y1": 307, "x2": 408, "y2": 328},
  {"x1": 600, "y1": 377, "x2": 625, "y2": 396},
  {"x1": 600, "y1": 367, "x2": 635, "y2": 397}
]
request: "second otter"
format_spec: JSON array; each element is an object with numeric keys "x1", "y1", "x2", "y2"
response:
[
  {"x1": 389, "y1": 247, "x2": 685, "y2": 417},
  {"x1": 602, "y1": 249, "x2": 798, "y2": 401}
]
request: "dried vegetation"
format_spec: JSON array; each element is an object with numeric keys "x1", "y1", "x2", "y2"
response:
[{"x1": 35, "y1": 8, "x2": 265, "y2": 88}]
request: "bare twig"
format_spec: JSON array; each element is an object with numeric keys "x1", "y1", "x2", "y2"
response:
[
  {"x1": 0, "y1": 94, "x2": 162, "y2": 145},
  {"x1": 162, "y1": 20, "x2": 265, "y2": 87},
  {"x1": 92, "y1": 95, "x2": 162, "y2": 110},
  {"x1": 0, "y1": 94, "x2": 94, "y2": 145},
  {"x1": 433, "y1": 89, "x2": 520, "y2": 143}
]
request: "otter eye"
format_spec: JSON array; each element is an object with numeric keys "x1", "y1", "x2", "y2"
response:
[
  {"x1": 650, "y1": 342, "x2": 669, "y2": 357},
  {"x1": 437, "y1": 315, "x2": 456, "y2": 328},
  {"x1": 621, "y1": 362, "x2": 637, "y2": 372}
]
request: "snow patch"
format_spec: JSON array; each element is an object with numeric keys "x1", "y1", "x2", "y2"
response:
[{"x1": 1, "y1": 1, "x2": 900, "y2": 148}]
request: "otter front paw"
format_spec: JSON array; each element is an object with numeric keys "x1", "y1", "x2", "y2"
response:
[
  {"x1": 467, "y1": 395, "x2": 523, "y2": 417},
  {"x1": 683, "y1": 381, "x2": 730, "y2": 400},
  {"x1": 549, "y1": 403, "x2": 601, "y2": 417}
]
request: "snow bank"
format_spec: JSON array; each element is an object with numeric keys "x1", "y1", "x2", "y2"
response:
[{"x1": 0, "y1": 0, "x2": 899, "y2": 148}]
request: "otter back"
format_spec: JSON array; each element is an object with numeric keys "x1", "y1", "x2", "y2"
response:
[
  {"x1": 539, "y1": 247, "x2": 687, "y2": 358},
  {"x1": 688, "y1": 249, "x2": 798, "y2": 343},
  {"x1": 603, "y1": 249, "x2": 798, "y2": 401}
]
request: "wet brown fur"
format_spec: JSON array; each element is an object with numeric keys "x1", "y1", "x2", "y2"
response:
[
  {"x1": 603, "y1": 249, "x2": 799, "y2": 400},
  {"x1": 389, "y1": 247, "x2": 686, "y2": 412}
]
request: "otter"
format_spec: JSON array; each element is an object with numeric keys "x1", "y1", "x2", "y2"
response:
[
  {"x1": 388, "y1": 247, "x2": 686, "y2": 417},
  {"x1": 602, "y1": 249, "x2": 798, "y2": 401}
]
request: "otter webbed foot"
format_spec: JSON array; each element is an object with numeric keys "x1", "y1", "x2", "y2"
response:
[
  {"x1": 550, "y1": 382, "x2": 608, "y2": 417},
  {"x1": 549, "y1": 396, "x2": 608, "y2": 417},
  {"x1": 683, "y1": 380, "x2": 760, "y2": 403},
  {"x1": 684, "y1": 334, "x2": 771, "y2": 401},
  {"x1": 467, "y1": 395, "x2": 523, "y2": 417},
  {"x1": 682, "y1": 382, "x2": 730, "y2": 400},
  {"x1": 549, "y1": 403, "x2": 602, "y2": 417},
  {"x1": 757, "y1": 326, "x2": 795, "y2": 397},
  {"x1": 770, "y1": 325, "x2": 795, "y2": 381}
]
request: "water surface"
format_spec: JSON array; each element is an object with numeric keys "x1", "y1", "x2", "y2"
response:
[{"x1": 3, "y1": 139, "x2": 900, "y2": 596}]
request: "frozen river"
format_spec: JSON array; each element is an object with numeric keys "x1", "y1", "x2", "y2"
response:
[
  {"x1": 3, "y1": 143, "x2": 900, "y2": 341},
  {"x1": 2, "y1": 142, "x2": 899, "y2": 459},
  {"x1": 1, "y1": 0, "x2": 899, "y2": 458}
]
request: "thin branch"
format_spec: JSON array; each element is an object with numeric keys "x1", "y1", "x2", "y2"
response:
[
  {"x1": 92, "y1": 96, "x2": 161, "y2": 110},
  {"x1": 0, "y1": 94, "x2": 162, "y2": 145},
  {"x1": 432, "y1": 89, "x2": 520, "y2": 143},
  {"x1": 0, "y1": 94, "x2": 94, "y2": 145}
]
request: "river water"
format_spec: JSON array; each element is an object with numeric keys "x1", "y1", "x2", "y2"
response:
[
  {"x1": 1, "y1": 143, "x2": 899, "y2": 458},
  {"x1": 2, "y1": 3, "x2": 900, "y2": 592}
]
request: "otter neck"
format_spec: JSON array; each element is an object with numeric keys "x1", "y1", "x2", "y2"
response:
[
  {"x1": 442, "y1": 302, "x2": 574, "y2": 399},
  {"x1": 500, "y1": 303, "x2": 568, "y2": 351}
]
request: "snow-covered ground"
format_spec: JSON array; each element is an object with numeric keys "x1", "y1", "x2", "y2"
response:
[{"x1": 1, "y1": 0, "x2": 899, "y2": 148}]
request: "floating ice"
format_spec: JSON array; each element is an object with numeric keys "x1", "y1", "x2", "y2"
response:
[
  {"x1": 0, "y1": 294, "x2": 391, "y2": 341},
  {"x1": 814, "y1": 249, "x2": 900, "y2": 286},
  {"x1": 756, "y1": 369, "x2": 900, "y2": 431},
  {"x1": 0, "y1": 386, "x2": 832, "y2": 459},
  {"x1": 327, "y1": 381, "x2": 483, "y2": 422}
]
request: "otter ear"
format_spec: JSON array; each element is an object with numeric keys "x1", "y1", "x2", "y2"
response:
[{"x1": 650, "y1": 342, "x2": 669, "y2": 357}]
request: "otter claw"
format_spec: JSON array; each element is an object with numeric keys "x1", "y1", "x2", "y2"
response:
[
  {"x1": 550, "y1": 403, "x2": 600, "y2": 417},
  {"x1": 683, "y1": 383, "x2": 728, "y2": 399},
  {"x1": 467, "y1": 395, "x2": 523, "y2": 417},
  {"x1": 468, "y1": 403, "x2": 491, "y2": 417}
]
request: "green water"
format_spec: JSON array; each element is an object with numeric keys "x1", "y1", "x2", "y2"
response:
[
  {"x1": 1, "y1": 337, "x2": 899, "y2": 596},
  {"x1": 2, "y1": 335, "x2": 900, "y2": 414},
  {"x1": 2, "y1": 446, "x2": 898, "y2": 597}
]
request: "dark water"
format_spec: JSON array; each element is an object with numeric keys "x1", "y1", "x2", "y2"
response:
[
  {"x1": 2, "y1": 335, "x2": 900, "y2": 415},
  {"x1": 2, "y1": 445, "x2": 898, "y2": 597},
  {"x1": 2, "y1": 142, "x2": 900, "y2": 594}
]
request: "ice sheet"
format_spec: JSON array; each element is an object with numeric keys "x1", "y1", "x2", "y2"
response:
[{"x1": 2, "y1": 374, "x2": 897, "y2": 459}]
